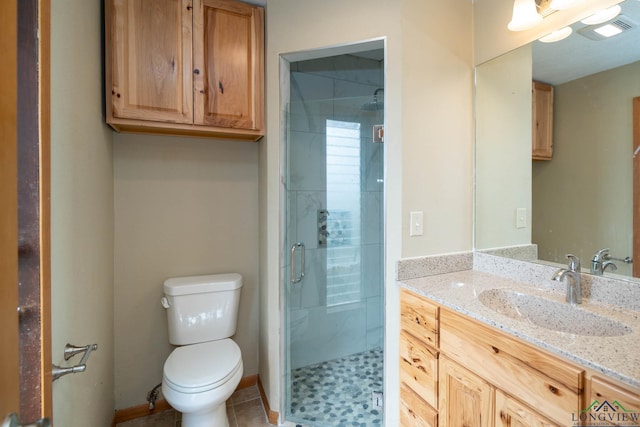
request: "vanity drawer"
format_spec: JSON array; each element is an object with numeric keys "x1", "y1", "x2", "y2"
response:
[
  {"x1": 400, "y1": 383, "x2": 438, "y2": 427},
  {"x1": 400, "y1": 330, "x2": 439, "y2": 408},
  {"x1": 400, "y1": 288, "x2": 439, "y2": 348},
  {"x1": 439, "y1": 308, "x2": 584, "y2": 425}
]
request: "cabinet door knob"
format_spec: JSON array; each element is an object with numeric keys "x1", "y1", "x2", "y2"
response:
[{"x1": 193, "y1": 69, "x2": 200, "y2": 75}]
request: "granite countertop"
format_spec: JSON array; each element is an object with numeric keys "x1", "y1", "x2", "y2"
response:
[{"x1": 400, "y1": 269, "x2": 640, "y2": 389}]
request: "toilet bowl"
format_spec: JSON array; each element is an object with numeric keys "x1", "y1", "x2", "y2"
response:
[
  {"x1": 162, "y1": 339, "x2": 243, "y2": 427},
  {"x1": 160, "y1": 273, "x2": 243, "y2": 427}
]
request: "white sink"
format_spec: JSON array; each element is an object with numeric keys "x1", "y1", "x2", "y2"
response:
[{"x1": 478, "y1": 289, "x2": 632, "y2": 337}]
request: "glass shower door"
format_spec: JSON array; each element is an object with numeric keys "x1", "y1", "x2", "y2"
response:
[{"x1": 284, "y1": 96, "x2": 384, "y2": 426}]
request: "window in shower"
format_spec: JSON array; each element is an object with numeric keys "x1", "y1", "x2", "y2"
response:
[{"x1": 325, "y1": 119, "x2": 362, "y2": 307}]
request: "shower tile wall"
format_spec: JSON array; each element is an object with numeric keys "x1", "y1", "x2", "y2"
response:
[{"x1": 287, "y1": 53, "x2": 384, "y2": 370}]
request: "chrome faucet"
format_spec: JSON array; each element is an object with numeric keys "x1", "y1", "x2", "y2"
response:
[
  {"x1": 552, "y1": 254, "x2": 582, "y2": 305},
  {"x1": 590, "y1": 248, "x2": 617, "y2": 275},
  {"x1": 591, "y1": 248, "x2": 618, "y2": 276}
]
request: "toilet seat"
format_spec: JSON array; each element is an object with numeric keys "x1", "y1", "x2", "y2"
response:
[{"x1": 163, "y1": 338, "x2": 242, "y2": 394}]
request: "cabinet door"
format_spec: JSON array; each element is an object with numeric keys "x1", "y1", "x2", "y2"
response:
[
  {"x1": 107, "y1": 0, "x2": 193, "y2": 124},
  {"x1": 193, "y1": 0, "x2": 264, "y2": 131},
  {"x1": 495, "y1": 390, "x2": 560, "y2": 427},
  {"x1": 439, "y1": 356, "x2": 493, "y2": 427},
  {"x1": 532, "y1": 81, "x2": 554, "y2": 160}
]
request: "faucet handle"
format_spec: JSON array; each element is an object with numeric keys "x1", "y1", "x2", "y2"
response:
[
  {"x1": 566, "y1": 254, "x2": 581, "y2": 271},
  {"x1": 593, "y1": 248, "x2": 610, "y2": 262}
]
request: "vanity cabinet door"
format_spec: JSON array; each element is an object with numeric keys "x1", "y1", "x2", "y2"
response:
[
  {"x1": 107, "y1": 0, "x2": 193, "y2": 124},
  {"x1": 193, "y1": 0, "x2": 264, "y2": 131},
  {"x1": 439, "y1": 356, "x2": 493, "y2": 427},
  {"x1": 495, "y1": 390, "x2": 559, "y2": 427}
]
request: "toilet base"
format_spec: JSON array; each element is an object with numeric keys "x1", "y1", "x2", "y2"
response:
[{"x1": 181, "y1": 403, "x2": 229, "y2": 427}]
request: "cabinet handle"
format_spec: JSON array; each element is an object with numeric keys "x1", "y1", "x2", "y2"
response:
[
  {"x1": 218, "y1": 81, "x2": 224, "y2": 94},
  {"x1": 193, "y1": 69, "x2": 200, "y2": 75}
]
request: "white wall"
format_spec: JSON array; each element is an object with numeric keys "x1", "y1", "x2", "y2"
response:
[
  {"x1": 113, "y1": 134, "x2": 260, "y2": 409},
  {"x1": 262, "y1": 1, "x2": 473, "y2": 424},
  {"x1": 50, "y1": 0, "x2": 115, "y2": 425}
]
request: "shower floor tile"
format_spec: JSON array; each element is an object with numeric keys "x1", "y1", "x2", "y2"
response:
[{"x1": 290, "y1": 347, "x2": 383, "y2": 427}]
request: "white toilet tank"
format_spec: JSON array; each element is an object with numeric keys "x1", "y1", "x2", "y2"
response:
[{"x1": 162, "y1": 273, "x2": 242, "y2": 345}]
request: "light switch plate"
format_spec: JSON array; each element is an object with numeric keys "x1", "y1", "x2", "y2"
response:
[{"x1": 410, "y1": 211, "x2": 424, "y2": 236}]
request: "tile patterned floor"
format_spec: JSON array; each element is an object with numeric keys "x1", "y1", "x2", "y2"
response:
[
  {"x1": 116, "y1": 384, "x2": 272, "y2": 427},
  {"x1": 289, "y1": 348, "x2": 383, "y2": 427}
]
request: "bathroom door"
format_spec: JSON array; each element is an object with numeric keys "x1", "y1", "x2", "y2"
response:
[
  {"x1": 0, "y1": 0, "x2": 20, "y2": 416},
  {"x1": 284, "y1": 88, "x2": 384, "y2": 424}
]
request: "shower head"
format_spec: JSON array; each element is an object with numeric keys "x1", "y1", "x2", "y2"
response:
[{"x1": 361, "y1": 88, "x2": 384, "y2": 112}]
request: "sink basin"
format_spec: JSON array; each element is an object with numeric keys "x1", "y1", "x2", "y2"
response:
[{"x1": 478, "y1": 289, "x2": 632, "y2": 337}]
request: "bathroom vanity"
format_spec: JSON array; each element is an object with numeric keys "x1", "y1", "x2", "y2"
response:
[{"x1": 398, "y1": 270, "x2": 640, "y2": 427}]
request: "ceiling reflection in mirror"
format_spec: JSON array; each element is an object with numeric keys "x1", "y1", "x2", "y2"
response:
[{"x1": 475, "y1": 0, "x2": 640, "y2": 281}]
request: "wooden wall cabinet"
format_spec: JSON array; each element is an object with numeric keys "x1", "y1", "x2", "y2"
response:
[
  {"x1": 532, "y1": 81, "x2": 554, "y2": 160},
  {"x1": 106, "y1": 0, "x2": 264, "y2": 140}
]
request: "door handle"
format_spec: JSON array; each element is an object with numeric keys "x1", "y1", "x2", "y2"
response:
[{"x1": 290, "y1": 242, "x2": 305, "y2": 284}]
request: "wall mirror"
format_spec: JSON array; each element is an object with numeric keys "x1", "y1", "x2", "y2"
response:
[{"x1": 475, "y1": 0, "x2": 640, "y2": 281}]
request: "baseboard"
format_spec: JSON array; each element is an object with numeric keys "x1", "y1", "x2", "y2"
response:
[
  {"x1": 238, "y1": 373, "x2": 258, "y2": 390},
  {"x1": 258, "y1": 376, "x2": 280, "y2": 425},
  {"x1": 112, "y1": 374, "x2": 261, "y2": 426}
]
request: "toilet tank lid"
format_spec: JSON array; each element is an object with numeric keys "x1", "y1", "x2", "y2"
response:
[{"x1": 163, "y1": 273, "x2": 242, "y2": 296}]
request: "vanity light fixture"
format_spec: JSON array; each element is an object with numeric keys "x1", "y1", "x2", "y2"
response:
[
  {"x1": 538, "y1": 26, "x2": 573, "y2": 42},
  {"x1": 580, "y1": 4, "x2": 622, "y2": 25},
  {"x1": 508, "y1": 0, "x2": 543, "y2": 31}
]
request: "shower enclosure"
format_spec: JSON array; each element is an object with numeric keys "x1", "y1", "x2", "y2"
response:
[{"x1": 284, "y1": 52, "x2": 385, "y2": 426}]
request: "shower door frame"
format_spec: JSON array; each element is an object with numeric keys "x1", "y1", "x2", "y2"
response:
[{"x1": 278, "y1": 39, "x2": 387, "y2": 427}]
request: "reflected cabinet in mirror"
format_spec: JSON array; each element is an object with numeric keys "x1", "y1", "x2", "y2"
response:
[{"x1": 475, "y1": 0, "x2": 640, "y2": 281}]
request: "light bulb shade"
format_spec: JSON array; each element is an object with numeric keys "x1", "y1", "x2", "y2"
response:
[
  {"x1": 580, "y1": 5, "x2": 621, "y2": 25},
  {"x1": 550, "y1": 0, "x2": 584, "y2": 10},
  {"x1": 508, "y1": 0, "x2": 543, "y2": 31},
  {"x1": 538, "y1": 26, "x2": 573, "y2": 42}
]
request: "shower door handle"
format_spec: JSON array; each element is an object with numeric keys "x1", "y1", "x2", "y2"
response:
[{"x1": 290, "y1": 242, "x2": 305, "y2": 284}]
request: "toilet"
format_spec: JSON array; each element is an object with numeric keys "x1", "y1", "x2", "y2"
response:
[{"x1": 160, "y1": 273, "x2": 243, "y2": 427}]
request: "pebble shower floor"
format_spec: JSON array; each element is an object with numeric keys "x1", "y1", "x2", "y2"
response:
[{"x1": 289, "y1": 347, "x2": 383, "y2": 427}]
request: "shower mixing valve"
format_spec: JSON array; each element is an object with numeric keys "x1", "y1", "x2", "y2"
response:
[{"x1": 318, "y1": 209, "x2": 330, "y2": 247}]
